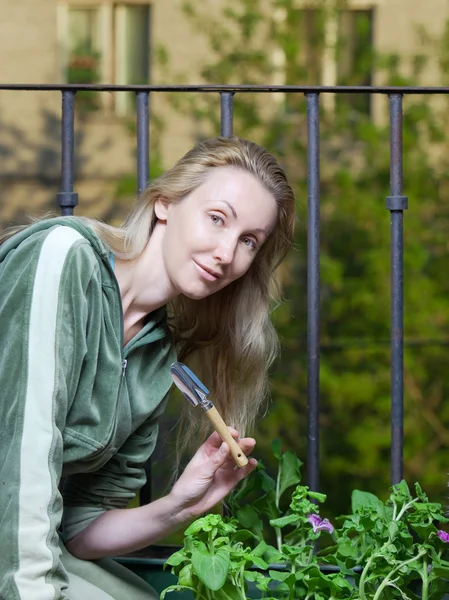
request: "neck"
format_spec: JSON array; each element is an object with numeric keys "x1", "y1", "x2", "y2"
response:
[{"x1": 114, "y1": 223, "x2": 178, "y2": 329}]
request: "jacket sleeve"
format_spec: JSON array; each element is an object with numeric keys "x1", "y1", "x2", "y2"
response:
[
  {"x1": 0, "y1": 226, "x2": 96, "y2": 600},
  {"x1": 61, "y1": 392, "x2": 169, "y2": 542}
]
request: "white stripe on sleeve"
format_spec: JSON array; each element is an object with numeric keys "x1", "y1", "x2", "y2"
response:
[{"x1": 14, "y1": 226, "x2": 84, "y2": 600}]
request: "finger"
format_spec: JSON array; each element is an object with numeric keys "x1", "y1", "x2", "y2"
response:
[
  {"x1": 203, "y1": 441, "x2": 231, "y2": 476},
  {"x1": 214, "y1": 457, "x2": 258, "y2": 496},
  {"x1": 234, "y1": 437, "x2": 256, "y2": 451},
  {"x1": 232, "y1": 457, "x2": 258, "y2": 482},
  {"x1": 189, "y1": 433, "x2": 256, "y2": 472},
  {"x1": 214, "y1": 437, "x2": 255, "y2": 467},
  {"x1": 239, "y1": 457, "x2": 258, "y2": 476},
  {"x1": 228, "y1": 437, "x2": 256, "y2": 459},
  {"x1": 204, "y1": 430, "x2": 229, "y2": 449},
  {"x1": 203, "y1": 430, "x2": 253, "y2": 452}
]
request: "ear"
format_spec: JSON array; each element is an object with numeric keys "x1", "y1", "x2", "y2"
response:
[{"x1": 154, "y1": 196, "x2": 170, "y2": 222}]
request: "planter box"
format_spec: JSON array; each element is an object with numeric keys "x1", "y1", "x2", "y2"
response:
[
  {"x1": 115, "y1": 546, "x2": 191, "y2": 597},
  {"x1": 115, "y1": 550, "x2": 449, "y2": 599},
  {"x1": 116, "y1": 556, "x2": 192, "y2": 598}
]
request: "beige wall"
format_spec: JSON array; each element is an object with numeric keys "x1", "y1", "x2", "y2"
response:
[{"x1": 0, "y1": 0, "x2": 449, "y2": 222}]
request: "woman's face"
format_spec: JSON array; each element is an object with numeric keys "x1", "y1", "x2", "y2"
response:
[{"x1": 156, "y1": 167, "x2": 278, "y2": 300}]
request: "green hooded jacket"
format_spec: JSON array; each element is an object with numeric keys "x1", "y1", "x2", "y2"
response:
[{"x1": 0, "y1": 217, "x2": 176, "y2": 599}]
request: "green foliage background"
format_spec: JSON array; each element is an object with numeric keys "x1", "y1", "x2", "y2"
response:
[{"x1": 150, "y1": 0, "x2": 449, "y2": 519}]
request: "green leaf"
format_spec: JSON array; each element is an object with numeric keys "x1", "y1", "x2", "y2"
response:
[
  {"x1": 249, "y1": 555, "x2": 270, "y2": 569},
  {"x1": 308, "y1": 491, "x2": 327, "y2": 503},
  {"x1": 160, "y1": 584, "x2": 197, "y2": 599},
  {"x1": 263, "y1": 545, "x2": 285, "y2": 564},
  {"x1": 232, "y1": 528, "x2": 257, "y2": 543},
  {"x1": 388, "y1": 521, "x2": 399, "y2": 538},
  {"x1": 259, "y1": 469, "x2": 276, "y2": 494},
  {"x1": 165, "y1": 549, "x2": 187, "y2": 567},
  {"x1": 235, "y1": 504, "x2": 264, "y2": 537},
  {"x1": 391, "y1": 480, "x2": 412, "y2": 503},
  {"x1": 191, "y1": 546, "x2": 230, "y2": 591},
  {"x1": 252, "y1": 540, "x2": 269, "y2": 557},
  {"x1": 269, "y1": 514, "x2": 300, "y2": 528},
  {"x1": 178, "y1": 564, "x2": 194, "y2": 587},
  {"x1": 432, "y1": 564, "x2": 449, "y2": 578},
  {"x1": 244, "y1": 571, "x2": 271, "y2": 592},
  {"x1": 351, "y1": 489, "x2": 383, "y2": 513},
  {"x1": 268, "y1": 569, "x2": 291, "y2": 582},
  {"x1": 184, "y1": 514, "x2": 223, "y2": 536},
  {"x1": 214, "y1": 582, "x2": 245, "y2": 600},
  {"x1": 414, "y1": 481, "x2": 429, "y2": 502},
  {"x1": 337, "y1": 540, "x2": 359, "y2": 559},
  {"x1": 278, "y1": 450, "x2": 302, "y2": 502},
  {"x1": 253, "y1": 490, "x2": 279, "y2": 520},
  {"x1": 272, "y1": 438, "x2": 282, "y2": 460}
]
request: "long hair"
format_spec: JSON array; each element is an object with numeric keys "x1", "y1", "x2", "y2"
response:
[{"x1": 1, "y1": 137, "x2": 296, "y2": 452}]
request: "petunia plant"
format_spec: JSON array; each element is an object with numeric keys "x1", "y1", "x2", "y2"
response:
[
  {"x1": 162, "y1": 441, "x2": 449, "y2": 599},
  {"x1": 326, "y1": 480, "x2": 449, "y2": 599}
]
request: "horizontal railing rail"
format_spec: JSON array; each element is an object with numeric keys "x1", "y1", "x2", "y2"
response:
[
  {"x1": 2, "y1": 83, "x2": 448, "y2": 503},
  {"x1": 3, "y1": 83, "x2": 449, "y2": 93}
]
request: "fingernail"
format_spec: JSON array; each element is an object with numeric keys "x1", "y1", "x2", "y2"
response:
[{"x1": 219, "y1": 443, "x2": 227, "y2": 454}]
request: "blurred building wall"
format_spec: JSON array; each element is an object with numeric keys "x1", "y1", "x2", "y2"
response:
[{"x1": 0, "y1": 0, "x2": 447, "y2": 224}]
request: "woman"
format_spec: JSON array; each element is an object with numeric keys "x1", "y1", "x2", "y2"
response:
[{"x1": 0, "y1": 136, "x2": 295, "y2": 599}]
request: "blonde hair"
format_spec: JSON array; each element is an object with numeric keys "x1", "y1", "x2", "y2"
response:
[{"x1": 1, "y1": 137, "x2": 296, "y2": 449}]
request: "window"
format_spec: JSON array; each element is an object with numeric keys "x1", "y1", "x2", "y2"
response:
[
  {"x1": 335, "y1": 9, "x2": 374, "y2": 115},
  {"x1": 60, "y1": 3, "x2": 152, "y2": 115},
  {"x1": 68, "y1": 6, "x2": 100, "y2": 55},
  {"x1": 279, "y1": 4, "x2": 374, "y2": 115},
  {"x1": 115, "y1": 4, "x2": 151, "y2": 115},
  {"x1": 66, "y1": 7, "x2": 102, "y2": 112}
]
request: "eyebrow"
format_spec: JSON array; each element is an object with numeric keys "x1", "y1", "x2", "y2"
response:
[
  {"x1": 221, "y1": 200, "x2": 271, "y2": 236},
  {"x1": 222, "y1": 200, "x2": 238, "y2": 219}
]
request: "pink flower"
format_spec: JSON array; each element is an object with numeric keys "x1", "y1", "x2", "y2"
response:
[
  {"x1": 437, "y1": 530, "x2": 449, "y2": 543},
  {"x1": 307, "y1": 513, "x2": 334, "y2": 534}
]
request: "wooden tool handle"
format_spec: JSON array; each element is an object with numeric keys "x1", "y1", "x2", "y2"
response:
[{"x1": 206, "y1": 406, "x2": 249, "y2": 468}]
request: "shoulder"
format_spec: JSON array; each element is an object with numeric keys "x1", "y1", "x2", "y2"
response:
[
  {"x1": 1, "y1": 221, "x2": 108, "y2": 290},
  {"x1": 37, "y1": 224, "x2": 90, "y2": 258},
  {"x1": 42, "y1": 225, "x2": 103, "y2": 285}
]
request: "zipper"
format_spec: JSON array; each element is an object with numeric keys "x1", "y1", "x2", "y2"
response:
[{"x1": 105, "y1": 256, "x2": 167, "y2": 372}]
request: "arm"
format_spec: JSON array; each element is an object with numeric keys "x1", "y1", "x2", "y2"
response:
[
  {"x1": 66, "y1": 430, "x2": 257, "y2": 559},
  {"x1": 0, "y1": 225, "x2": 94, "y2": 599}
]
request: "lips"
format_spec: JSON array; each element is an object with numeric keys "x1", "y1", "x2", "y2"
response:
[{"x1": 193, "y1": 260, "x2": 222, "y2": 282}]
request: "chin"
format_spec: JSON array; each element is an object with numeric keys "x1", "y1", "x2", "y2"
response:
[
  {"x1": 181, "y1": 282, "x2": 224, "y2": 301},
  {"x1": 182, "y1": 289, "x2": 214, "y2": 301}
]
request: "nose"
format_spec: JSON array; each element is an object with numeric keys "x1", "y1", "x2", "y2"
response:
[{"x1": 213, "y1": 236, "x2": 238, "y2": 265}]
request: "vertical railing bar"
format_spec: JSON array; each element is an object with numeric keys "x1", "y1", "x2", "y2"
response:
[
  {"x1": 136, "y1": 91, "x2": 150, "y2": 195},
  {"x1": 57, "y1": 90, "x2": 78, "y2": 215},
  {"x1": 220, "y1": 92, "x2": 234, "y2": 136},
  {"x1": 386, "y1": 93, "x2": 408, "y2": 485},
  {"x1": 306, "y1": 93, "x2": 321, "y2": 492},
  {"x1": 136, "y1": 90, "x2": 152, "y2": 506}
]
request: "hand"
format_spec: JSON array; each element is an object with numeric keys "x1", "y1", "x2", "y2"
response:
[{"x1": 169, "y1": 429, "x2": 257, "y2": 520}]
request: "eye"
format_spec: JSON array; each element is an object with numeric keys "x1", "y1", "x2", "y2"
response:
[
  {"x1": 209, "y1": 214, "x2": 224, "y2": 226},
  {"x1": 241, "y1": 236, "x2": 257, "y2": 250}
]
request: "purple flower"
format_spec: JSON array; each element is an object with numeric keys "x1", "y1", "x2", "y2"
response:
[
  {"x1": 437, "y1": 530, "x2": 449, "y2": 543},
  {"x1": 307, "y1": 513, "x2": 334, "y2": 534}
]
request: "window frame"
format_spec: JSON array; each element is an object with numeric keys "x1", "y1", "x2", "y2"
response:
[{"x1": 57, "y1": 0, "x2": 152, "y2": 115}]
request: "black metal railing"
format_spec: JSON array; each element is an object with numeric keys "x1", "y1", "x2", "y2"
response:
[{"x1": 3, "y1": 82, "x2": 448, "y2": 500}]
